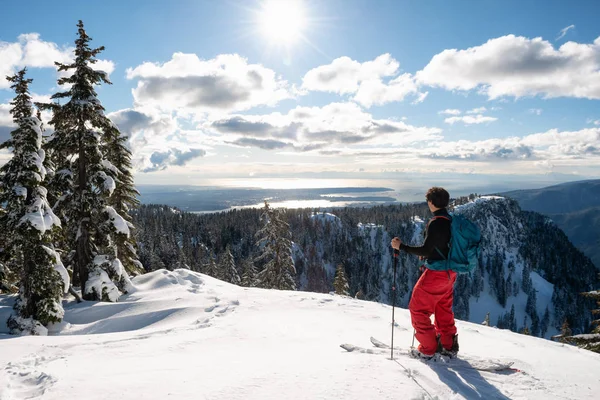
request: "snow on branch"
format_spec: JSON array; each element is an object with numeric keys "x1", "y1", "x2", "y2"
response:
[{"x1": 104, "y1": 206, "x2": 130, "y2": 237}]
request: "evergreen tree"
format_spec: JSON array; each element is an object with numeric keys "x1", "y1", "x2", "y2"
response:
[
  {"x1": 540, "y1": 306, "x2": 550, "y2": 337},
  {"x1": 220, "y1": 246, "x2": 241, "y2": 285},
  {"x1": 104, "y1": 123, "x2": 143, "y2": 276},
  {"x1": 37, "y1": 21, "x2": 131, "y2": 301},
  {"x1": 333, "y1": 263, "x2": 349, "y2": 296},
  {"x1": 204, "y1": 257, "x2": 221, "y2": 279},
  {"x1": 1, "y1": 69, "x2": 69, "y2": 334},
  {"x1": 563, "y1": 275, "x2": 600, "y2": 352},
  {"x1": 240, "y1": 259, "x2": 257, "y2": 287},
  {"x1": 254, "y1": 201, "x2": 296, "y2": 290}
]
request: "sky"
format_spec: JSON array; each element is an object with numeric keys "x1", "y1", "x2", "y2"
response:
[{"x1": 1, "y1": 0, "x2": 600, "y2": 194}]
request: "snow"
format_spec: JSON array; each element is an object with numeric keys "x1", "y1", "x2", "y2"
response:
[
  {"x1": 101, "y1": 159, "x2": 120, "y2": 176},
  {"x1": 1, "y1": 269, "x2": 599, "y2": 399},
  {"x1": 310, "y1": 212, "x2": 342, "y2": 229},
  {"x1": 5, "y1": 316, "x2": 48, "y2": 336},
  {"x1": 19, "y1": 191, "x2": 61, "y2": 233},
  {"x1": 84, "y1": 264, "x2": 121, "y2": 302},
  {"x1": 13, "y1": 185, "x2": 26, "y2": 199},
  {"x1": 104, "y1": 206, "x2": 130, "y2": 237},
  {"x1": 453, "y1": 196, "x2": 506, "y2": 213},
  {"x1": 42, "y1": 246, "x2": 70, "y2": 294},
  {"x1": 96, "y1": 171, "x2": 116, "y2": 195}
]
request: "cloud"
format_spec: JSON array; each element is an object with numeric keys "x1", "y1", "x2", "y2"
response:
[
  {"x1": 466, "y1": 107, "x2": 487, "y2": 114},
  {"x1": 205, "y1": 102, "x2": 442, "y2": 152},
  {"x1": 587, "y1": 118, "x2": 600, "y2": 126},
  {"x1": 418, "y1": 127, "x2": 600, "y2": 162},
  {"x1": 528, "y1": 108, "x2": 543, "y2": 115},
  {"x1": 142, "y1": 148, "x2": 206, "y2": 172},
  {"x1": 557, "y1": 25, "x2": 575, "y2": 41},
  {"x1": 0, "y1": 33, "x2": 115, "y2": 90},
  {"x1": 426, "y1": 139, "x2": 534, "y2": 161},
  {"x1": 126, "y1": 53, "x2": 291, "y2": 115},
  {"x1": 416, "y1": 34, "x2": 600, "y2": 100},
  {"x1": 302, "y1": 54, "x2": 426, "y2": 107},
  {"x1": 444, "y1": 115, "x2": 498, "y2": 125},
  {"x1": 439, "y1": 109, "x2": 461, "y2": 115},
  {"x1": 108, "y1": 108, "x2": 177, "y2": 139},
  {"x1": 0, "y1": 104, "x2": 14, "y2": 143},
  {"x1": 107, "y1": 107, "x2": 201, "y2": 172}
]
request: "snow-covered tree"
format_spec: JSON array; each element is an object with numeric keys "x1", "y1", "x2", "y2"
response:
[
  {"x1": 563, "y1": 276, "x2": 600, "y2": 353},
  {"x1": 0, "y1": 69, "x2": 69, "y2": 334},
  {"x1": 219, "y1": 246, "x2": 240, "y2": 285},
  {"x1": 240, "y1": 259, "x2": 257, "y2": 287},
  {"x1": 104, "y1": 123, "x2": 143, "y2": 276},
  {"x1": 37, "y1": 21, "x2": 130, "y2": 301},
  {"x1": 204, "y1": 257, "x2": 221, "y2": 279},
  {"x1": 333, "y1": 263, "x2": 349, "y2": 296},
  {"x1": 254, "y1": 201, "x2": 296, "y2": 290}
]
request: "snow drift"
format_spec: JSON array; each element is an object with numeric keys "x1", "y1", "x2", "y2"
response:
[{"x1": 1, "y1": 269, "x2": 599, "y2": 399}]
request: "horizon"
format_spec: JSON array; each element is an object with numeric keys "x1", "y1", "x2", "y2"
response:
[{"x1": 1, "y1": 0, "x2": 600, "y2": 191}]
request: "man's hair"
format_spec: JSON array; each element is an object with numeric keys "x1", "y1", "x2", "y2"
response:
[{"x1": 426, "y1": 187, "x2": 450, "y2": 208}]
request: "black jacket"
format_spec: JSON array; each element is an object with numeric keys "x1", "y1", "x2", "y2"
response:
[{"x1": 400, "y1": 208, "x2": 451, "y2": 262}]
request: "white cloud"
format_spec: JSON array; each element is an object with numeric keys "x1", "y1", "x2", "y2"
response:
[
  {"x1": 444, "y1": 115, "x2": 498, "y2": 125},
  {"x1": 126, "y1": 53, "x2": 291, "y2": 115},
  {"x1": 416, "y1": 34, "x2": 600, "y2": 100},
  {"x1": 466, "y1": 107, "x2": 487, "y2": 114},
  {"x1": 205, "y1": 102, "x2": 442, "y2": 152},
  {"x1": 439, "y1": 109, "x2": 461, "y2": 115},
  {"x1": 302, "y1": 54, "x2": 426, "y2": 107},
  {"x1": 0, "y1": 33, "x2": 115, "y2": 90},
  {"x1": 94, "y1": 59, "x2": 116, "y2": 77},
  {"x1": 557, "y1": 25, "x2": 575, "y2": 41},
  {"x1": 423, "y1": 127, "x2": 600, "y2": 161},
  {"x1": 587, "y1": 118, "x2": 600, "y2": 126},
  {"x1": 17, "y1": 33, "x2": 72, "y2": 67},
  {"x1": 107, "y1": 107, "x2": 201, "y2": 172},
  {"x1": 528, "y1": 108, "x2": 543, "y2": 115}
]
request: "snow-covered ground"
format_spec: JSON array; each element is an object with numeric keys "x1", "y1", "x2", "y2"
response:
[{"x1": 1, "y1": 269, "x2": 599, "y2": 400}]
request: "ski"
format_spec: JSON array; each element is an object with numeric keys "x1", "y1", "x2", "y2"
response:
[{"x1": 341, "y1": 341, "x2": 519, "y2": 373}]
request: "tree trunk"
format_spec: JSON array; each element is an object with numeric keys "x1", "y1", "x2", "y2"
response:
[{"x1": 77, "y1": 124, "x2": 91, "y2": 299}]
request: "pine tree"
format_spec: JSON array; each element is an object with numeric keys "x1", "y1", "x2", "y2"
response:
[
  {"x1": 240, "y1": 259, "x2": 257, "y2": 287},
  {"x1": 333, "y1": 263, "x2": 349, "y2": 296},
  {"x1": 254, "y1": 201, "x2": 296, "y2": 290},
  {"x1": 204, "y1": 257, "x2": 221, "y2": 279},
  {"x1": 1, "y1": 69, "x2": 69, "y2": 335},
  {"x1": 220, "y1": 246, "x2": 241, "y2": 285},
  {"x1": 104, "y1": 122, "x2": 143, "y2": 276},
  {"x1": 37, "y1": 21, "x2": 131, "y2": 301},
  {"x1": 563, "y1": 275, "x2": 600, "y2": 352}
]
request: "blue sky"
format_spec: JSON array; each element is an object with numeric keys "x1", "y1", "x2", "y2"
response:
[{"x1": 1, "y1": 0, "x2": 600, "y2": 196}]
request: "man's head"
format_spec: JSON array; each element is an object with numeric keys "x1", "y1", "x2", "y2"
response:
[{"x1": 426, "y1": 187, "x2": 450, "y2": 211}]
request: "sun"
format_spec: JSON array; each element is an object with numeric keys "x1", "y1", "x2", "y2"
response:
[{"x1": 258, "y1": 0, "x2": 306, "y2": 45}]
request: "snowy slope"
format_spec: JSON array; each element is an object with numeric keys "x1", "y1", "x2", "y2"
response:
[{"x1": 1, "y1": 269, "x2": 599, "y2": 400}]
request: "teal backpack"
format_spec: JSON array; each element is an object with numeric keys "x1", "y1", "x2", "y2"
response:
[{"x1": 430, "y1": 214, "x2": 481, "y2": 274}]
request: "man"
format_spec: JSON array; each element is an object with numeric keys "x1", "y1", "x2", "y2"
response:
[{"x1": 391, "y1": 187, "x2": 459, "y2": 360}]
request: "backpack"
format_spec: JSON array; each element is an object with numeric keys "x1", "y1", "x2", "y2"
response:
[{"x1": 432, "y1": 213, "x2": 481, "y2": 274}]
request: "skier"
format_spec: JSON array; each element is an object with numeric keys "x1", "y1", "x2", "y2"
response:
[{"x1": 391, "y1": 187, "x2": 459, "y2": 360}]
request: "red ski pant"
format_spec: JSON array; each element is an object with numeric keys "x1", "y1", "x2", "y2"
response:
[{"x1": 409, "y1": 268, "x2": 457, "y2": 355}]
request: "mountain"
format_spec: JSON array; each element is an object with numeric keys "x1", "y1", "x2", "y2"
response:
[
  {"x1": 499, "y1": 179, "x2": 600, "y2": 269},
  {"x1": 131, "y1": 196, "x2": 597, "y2": 339},
  {"x1": 1, "y1": 269, "x2": 599, "y2": 399}
]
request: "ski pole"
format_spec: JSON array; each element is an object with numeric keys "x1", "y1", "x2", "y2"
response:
[{"x1": 391, "y1": 248, "x2": 399, "y2": 360}]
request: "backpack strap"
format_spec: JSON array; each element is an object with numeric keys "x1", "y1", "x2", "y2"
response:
[{"x1": 430, "y1": 215, "x2": 452, "y2": 276}]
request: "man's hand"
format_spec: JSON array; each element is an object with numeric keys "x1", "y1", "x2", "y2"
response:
[{"x1": 391, "y1": 237, "x2": 402, "y2": 250}]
